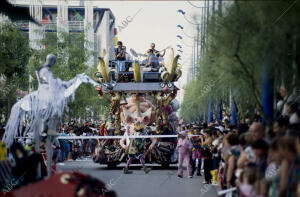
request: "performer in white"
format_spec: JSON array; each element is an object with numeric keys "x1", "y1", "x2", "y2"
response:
[{"x1": 3, "y1": 53, "x2": 98, "y2": 146}]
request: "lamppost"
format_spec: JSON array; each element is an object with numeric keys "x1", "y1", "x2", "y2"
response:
[
  {"x1": 176, "y1": 34, "x2": 196, "y2": 81},
  {"x1": 177, "y1": 7, "x2": 209, "y2": 80},
  {"x1": 177, "y1": 9, "x2": 201, "y2": 26},
  {"x1": 176, "y1": 35, "x2": 183, "y2": 40},
  {"x1": 176, "y1": 24, "x2": 199, "y2": 78},
  {"x1": 176, "y1": 34, "x2": 194, "y2": 47},
  {"x1": 177, "y1": 24, "x2": 194, "y2": 39}
]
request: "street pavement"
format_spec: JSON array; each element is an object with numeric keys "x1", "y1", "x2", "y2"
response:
[{"x1": 57, "y1": 158, "x2": 218, "y2": 197}]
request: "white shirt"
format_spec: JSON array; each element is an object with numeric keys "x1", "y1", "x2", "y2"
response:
[
  {"x1": 245, "y1": 146, "x2": 257, "y2": 163},
  {"x1": 290, "y1": 112, "x2": 300, "y2": 124}
]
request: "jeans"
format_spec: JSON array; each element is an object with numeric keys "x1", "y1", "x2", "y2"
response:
[
  {"x1": 116, "y1": 61, "x2": 126, "y2": 72},
  {"x1": 61, "y1": 142, "x2": 70, "y2": 161}
]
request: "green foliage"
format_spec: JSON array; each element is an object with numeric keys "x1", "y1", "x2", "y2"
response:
[
  {"x1": 0, "y1": 22, "x2": 31, "y2": 122},
  {"x1": 0, "y1": 23, "x2": 31, "y2": 78},
  {"x1": 180, "y1": 1, "x2": 300, "y2": 123}
]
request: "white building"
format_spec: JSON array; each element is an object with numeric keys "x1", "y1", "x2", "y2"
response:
[{"x1": 12, "y1": 0, "x2": 116, "y2": 64}]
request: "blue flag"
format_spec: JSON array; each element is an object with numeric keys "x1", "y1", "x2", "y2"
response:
[
  {"x1": 209, "y1": 97, "x2": 213, "y2": 124},
  {"x1": 231, "y1": 95, "x2": 237, "y2": 124},
  {"x1": 262, "y1": 48, "x2": 274, "y2": 123}
]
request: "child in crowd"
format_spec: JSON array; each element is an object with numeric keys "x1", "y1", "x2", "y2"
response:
[
  {"x1": 201, "y1": 129, "x2": 213, "y2": 184},
  {"x1": 211, "y1": 130, "x2": 220, "y2": 184},
  {"x1": 177, "y1": 130, "x2": 193, "y2": 178}
]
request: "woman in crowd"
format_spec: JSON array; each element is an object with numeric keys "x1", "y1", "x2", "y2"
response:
[
  {"x1": 211, "y1": 130, "x2": 221, "y2": 184},
  {"x1": 224, "y1": 133, "x2": 240, "y2": 188},
  {"x1": 278, "y1": 135, "x2": 300, "y2": 197},
  {"x1": 266, "y1": 138, "x2": 281, "y2": 197},
  {"x1": 200, "y1": 129, "x2": 213, "y2": 184}
]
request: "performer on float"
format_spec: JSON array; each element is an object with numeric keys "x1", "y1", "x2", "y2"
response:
[{"x1": 120, "y1": 123, "x2": 152, "y2": 174}]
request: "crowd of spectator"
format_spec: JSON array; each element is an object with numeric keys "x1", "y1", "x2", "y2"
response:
[
  {"x1": 179, "y1": 85, "x2": 300, "y2": 197},
  {"x1": 10, "y1": 119, "x2": 116, "y2": 163}
]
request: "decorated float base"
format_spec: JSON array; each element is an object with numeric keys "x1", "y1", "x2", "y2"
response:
[{"x1": 93, "y1": 142, "x2": 178, "y2": 168}]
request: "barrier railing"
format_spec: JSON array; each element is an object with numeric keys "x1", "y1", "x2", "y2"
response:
[
  {"x1": 217, "y1": 187, "x2": 237, "y2": 197},
  {"x1": 15, "y1": 134, "x2": 201, "y2": 140}
]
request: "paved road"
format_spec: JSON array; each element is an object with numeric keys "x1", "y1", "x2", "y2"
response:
[{"x1": 57, "y1": 159, "x2": 218, "y2": 197}]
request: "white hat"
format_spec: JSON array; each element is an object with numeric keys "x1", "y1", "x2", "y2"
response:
[{"x1": 215, "y1": 126, "x2": 225, "y2": 132}]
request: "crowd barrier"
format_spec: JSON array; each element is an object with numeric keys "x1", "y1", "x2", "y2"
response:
[
  {"x1": 217, "y1": 187, "x2": 237, "y2": 197},
  {"x1": 15, "y1": 134, "x2": 202, "y2": 140}
]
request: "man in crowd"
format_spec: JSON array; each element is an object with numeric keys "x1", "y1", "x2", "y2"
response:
[
  {"x1": 249, "y1": 122, "x2": 265, "y2": 142},
  {"x1": 273, "y1": 115, "x2": 289, "y2": 136}
]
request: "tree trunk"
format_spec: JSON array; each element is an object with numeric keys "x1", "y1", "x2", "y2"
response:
[
  {"x1": 6, "y1": 76, "x2": 13, "y2": 120},
  {"x1": 218, "y1": 0, "x2": 222, "y2": 17},
  {"x1": 7, "y1": 94, "x2": 11, "y2": 121},
  {"x1": 68, "y1": 103, "x2": 71, "y2": 123},
  {"x1": 292, "y1": 35, "x2": 297, "y2": 93}
]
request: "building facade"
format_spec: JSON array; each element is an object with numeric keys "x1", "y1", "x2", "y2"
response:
[{"x1": 13, "y1": 0, "x2": 116, "y2": 65}]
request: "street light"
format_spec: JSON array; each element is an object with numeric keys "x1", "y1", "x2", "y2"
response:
[
  {"x1": 177, "y1": 9, "x2": 201, "y2": 26},
  {"x1": 177, "y1": 9, "x2": 186, "y2": 15},
  {"x1": 176, "y1": 34, "x2": 194, "y2": 47},
  {"x1": 177, "y1": 24, "x2": 195, "y2": 39},
  {"x1": 176, "y1": 35, "x2": 183, "y2": 39},
  {"x1": 177, "y1": 24, "x2": 183, "y2": 29}
]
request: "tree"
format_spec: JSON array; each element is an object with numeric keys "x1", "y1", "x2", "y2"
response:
[
  {"x1": 180, "y1": 1, "x2": 300, "y2": 124},
  {"x1": 0, "y1": 22, "x2": 31, "y2": 122}
]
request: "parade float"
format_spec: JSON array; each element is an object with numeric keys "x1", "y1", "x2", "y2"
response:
[{"x1": 92, "y1": 48, "x2": 182, "y2": 167}]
